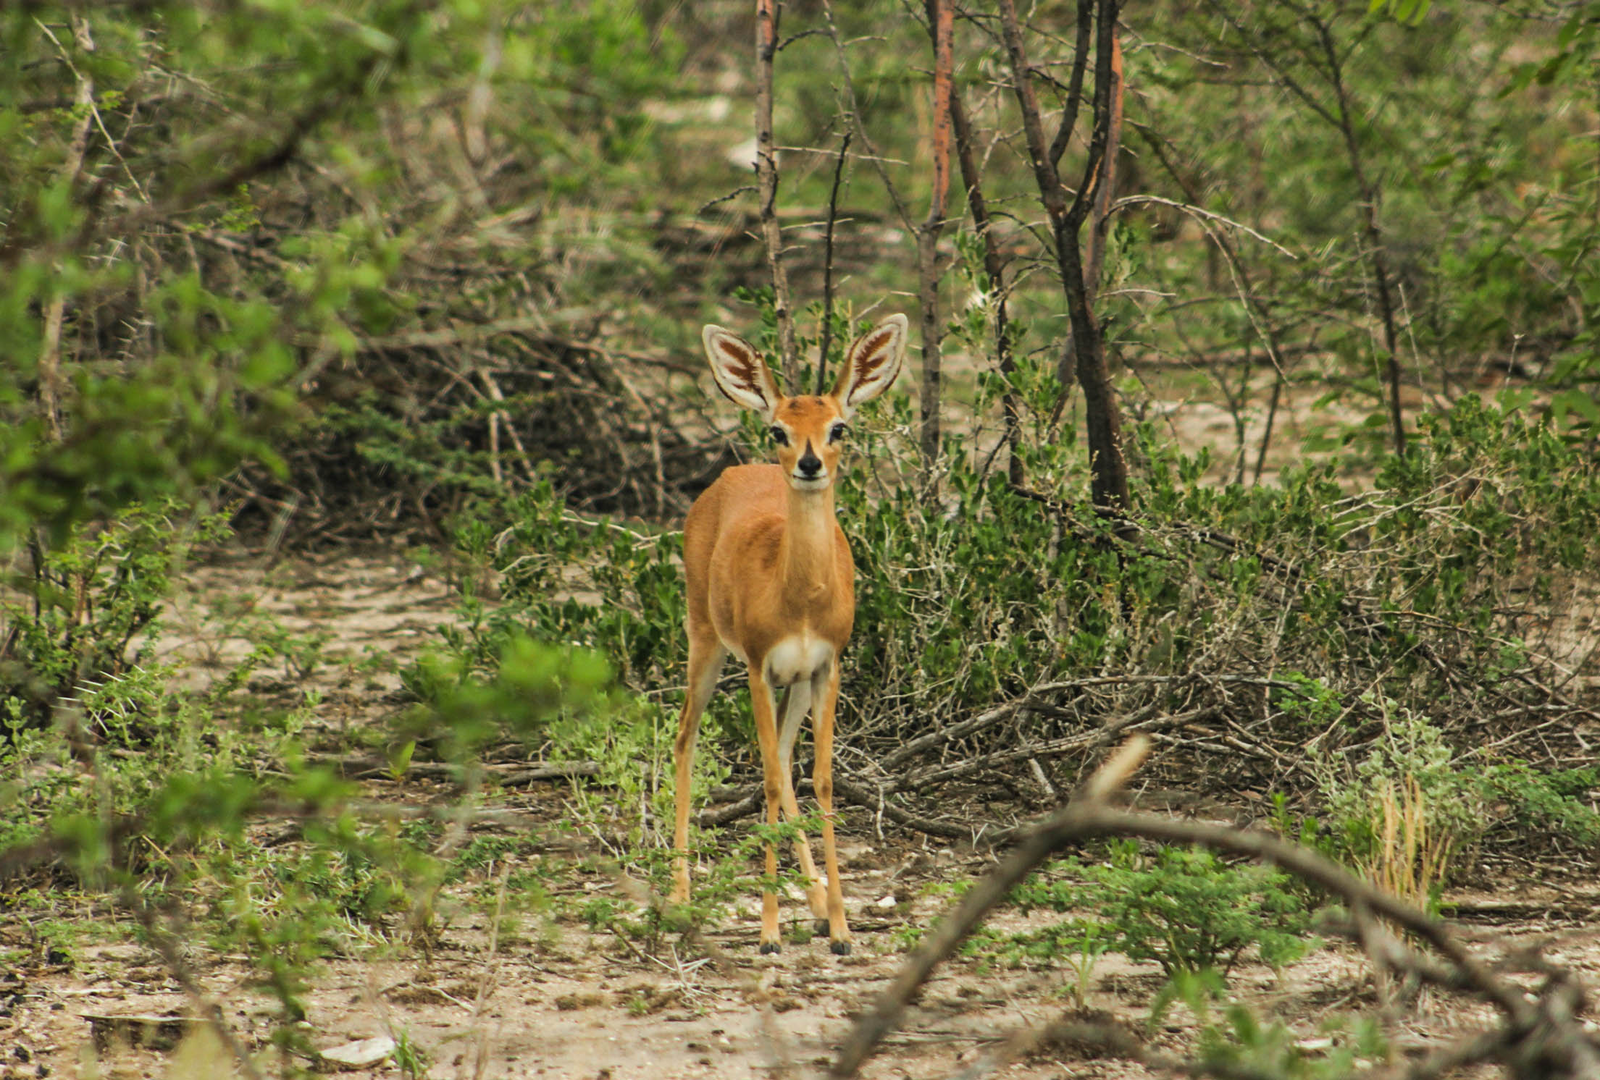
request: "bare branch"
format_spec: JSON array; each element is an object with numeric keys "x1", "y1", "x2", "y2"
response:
[
  {"x1": 918, "y1": 0, "x2": 956, "y2": 484},
  {"x1": 817, "y1": 130, "x2": 854, "y2": 394},
  {"x1": 1048, "y1": 0, "x2": 1096, "y2": 170},
  {"x1": 821, "y1": 0, "x2": 916, "y2": 231},
  {"x1": 754, "y1": 0, "x2": 800, "y2": 387},
  {"x1": 950, "y1": 89, "x2": 1023, "y2": 484},
  {"x1": 995, "y1": 0, "x2": 1067, "y2": 221},
  {"x1": 1082, "y1": 28, "x2": 1124, "y2": 302}
]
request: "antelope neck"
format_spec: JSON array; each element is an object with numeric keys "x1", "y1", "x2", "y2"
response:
[{"x1": 779, "y1": 479, "x2": 838, "y2": 600}]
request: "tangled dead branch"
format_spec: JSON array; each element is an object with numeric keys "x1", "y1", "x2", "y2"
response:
[{"x1": 230, "y1": 314, "x2": 728, "y2": 543}]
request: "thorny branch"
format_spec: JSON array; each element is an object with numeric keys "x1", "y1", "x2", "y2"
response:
[
  {"x1": 820, "y1": 0, "x2": 953, "y2": 489},
  {"x1": 949, "y1": 89, "x2": 1023, "y2": 485},
  {"x1": 1206, "y1": 0, "x2": 1406, "y2": 456},
  {"x1": 1127, "y1": 126, "x2": 1296, "y2": 483}
]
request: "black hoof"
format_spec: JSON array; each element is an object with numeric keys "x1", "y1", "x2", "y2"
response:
[
  {"x1": 813, "y1": 918, "x2": 830, "y2": 935},
  {"x1": 759, "y1": 941, "x2": 781, "y2": 955},
  {"x1": 830, "y1": 940, "x2": 852, "y2": 956}
]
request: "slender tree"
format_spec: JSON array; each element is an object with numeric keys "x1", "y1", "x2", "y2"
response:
[
  {"x1": 997, "y1": 0, "x2": 1131, "y2": 510},
  {"x1": 754, "y1": 0, "x2": 800, "y2": 388},
  {"x1": 916, "y1": 0, "x2": 955, "y2": 483}
]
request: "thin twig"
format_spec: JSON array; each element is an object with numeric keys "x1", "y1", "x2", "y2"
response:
[
  {"x1": 950, "y1": 90, "x2": 1023, "y2": 485},
  {"x1": 817, "y1": 130, "x2": 854, "y2": 394},
  {"x1": 33, "y1": 13, "x2": 99, "y2": 444},
  {"x1": 1110, "y1": 194, "x2": 1298, "y2": 260}
]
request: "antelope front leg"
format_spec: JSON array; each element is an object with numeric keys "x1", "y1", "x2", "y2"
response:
[
  {"x1": 776, "y1": 683, "x2": 830, "y2": 924},
  {"x1": 812, "y1": 664, "x2": 852, "y2": 954},
  {"x1": 749, "y1": 668, "x2": 786, "y2": 954},
  {"x1": 672, "y1": 638, "x2": 725, "y2": 905}
]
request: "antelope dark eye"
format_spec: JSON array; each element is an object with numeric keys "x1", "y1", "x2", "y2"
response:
[
  {"x1": 829, "y1": 423, "x2": 849, "y2": 443},
  {"x1": 768, "y1": 425, "x2": 788, "y2": 446}
]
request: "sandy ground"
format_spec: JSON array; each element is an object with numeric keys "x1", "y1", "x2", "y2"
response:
[{"x1": 10, "y1": 857, "x2": 1600, "y2": 1080}]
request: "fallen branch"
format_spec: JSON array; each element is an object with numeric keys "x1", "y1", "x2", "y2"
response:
[{"x1": 831, "y1": 734, "x2": 1600, "y2": 1080}]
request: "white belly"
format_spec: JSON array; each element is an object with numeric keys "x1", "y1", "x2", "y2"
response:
[{"x1": 765, "y1": 635, "x2": 835, "y2": 687}]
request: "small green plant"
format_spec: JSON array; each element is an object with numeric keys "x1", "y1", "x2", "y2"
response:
[
  {"x1": 445, "y1": 835, "x2": 550, "y2": 883},
  {"x1": 1314, "y1": 707, "x2": 1491, "y2": 907},
  {"x1": 29, "y1": 919, "x2": 80, "y2": 968},
  {"x1": 1019, "y1": 841, "x2": 1315, "y2": 981},
  {"x1": 1271, "y1": 672, "x2": 1343, "y2": 730},
  {"x1": 966, "y1": 917, "x2": 1111, "y2": 1007},
  {"x1": 243, "y1": 616, "x2": 333, "y2": 682},
  {"x1": 1155, "y1": 970, "x2": 1388, "y2": 1079},
  {"x1": 391, "y1": 1025, "x2": 429, "y2": 1080},
  {"x1": 1060, "y1": 919, "x2": 1110, "y2": 1008}
]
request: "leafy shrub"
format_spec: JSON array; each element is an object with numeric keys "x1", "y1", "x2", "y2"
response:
[
  {"x1": 1015, "y1": 841, "x2": 1315, "y2": 980},
  {"x1": 0, "y1": 500, "x2": 232, "y2": 735},
  {"x1": 1481, "y1": 763, "x2": 1600, "y2": 850},
  {"x1": 1313, "y1": 708, "x2": 1491, "y2": 906}
]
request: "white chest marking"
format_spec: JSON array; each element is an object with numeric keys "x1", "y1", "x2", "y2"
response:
[{"x1": 765, "y1": 635, "x2": 835, "y2": 688}]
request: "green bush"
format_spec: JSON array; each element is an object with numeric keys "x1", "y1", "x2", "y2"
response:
[
  {"x1": 1, "y1": 500, "x2": 232, "y2": 735},
  {"x1": 1312, "y1": 708, "x2": 1488, "y2": 904},
  {"x1": 1016, "y1": 841, "x2": 1314, "y2": 980},
  {"x1": 1481, "y1": 763, "x2": 1600, "y2": 850}
]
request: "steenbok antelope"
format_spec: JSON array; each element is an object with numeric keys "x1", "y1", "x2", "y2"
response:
[{"x1": 669, "y1": 313, "x2": 908, "y2": 955}]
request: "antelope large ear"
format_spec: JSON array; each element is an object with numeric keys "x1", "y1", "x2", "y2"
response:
[
  {"x1": 703, "y1": 325, "x2": 781, "y2": 419},
  {"x1": 831, "y1": 313, "x2": 908, "y2": 419}
]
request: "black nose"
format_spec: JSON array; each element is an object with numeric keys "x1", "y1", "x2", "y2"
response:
[{"x1": 797, "y1": 444, "x2": 823, "y2": 477}]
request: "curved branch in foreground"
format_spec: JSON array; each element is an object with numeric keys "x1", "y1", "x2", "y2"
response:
[{"x1": 830, "y1": 734, "x2": 1600, "y2": 1080}]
